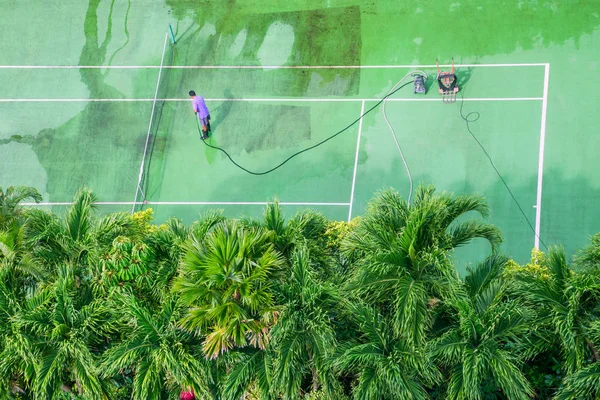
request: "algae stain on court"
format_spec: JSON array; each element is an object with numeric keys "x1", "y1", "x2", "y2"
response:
[
  {"x1": 23, "y1": 0, "x2": 146, "y2": 202},
  {"x1": 0, "y1": 142, "x2": 50, "y2": 201},
  {"x1": 257, "y1": 22, "x2": 295, "y2": 66}
]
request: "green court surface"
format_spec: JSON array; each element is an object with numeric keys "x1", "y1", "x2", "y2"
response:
[{"x1": 1, "y1": 0, "x2": 599, "y2": 272}]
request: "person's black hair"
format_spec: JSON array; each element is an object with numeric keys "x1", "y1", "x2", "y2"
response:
[{"x1": 189, "y1": 90, "x2": 196, "y2": 96}]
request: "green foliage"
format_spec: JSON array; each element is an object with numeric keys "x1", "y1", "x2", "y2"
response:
[
  {"x1": 334, "y1": 303, "x2": 440, "y2": 399},
  {"x1": 0, "y1": 185, "x2": 599, "y2": 399},
  {"x1": 343, "y1": 187, "x2": 499, "y2": 348},
  {"x1": 506, "y1": 246, "x2": 600, "y2": 399},
  {"x1": 323, "y1": 219, "x2": 359, "y2": 253},
  {"x1": 503, "y1": 248, "x2": 552, "y2": 282},
  {"x1": 131, "y1": 208, "x2": 159, "y2": 235},
  {"x1": 100, "y1": 236, "x2": 150, "y2": 285},
  {"x1": 100, "y1": 295, "x2": 211, "y2": 400},
  {"x1": 574, "y1": 232, "x2": 600, "y2": 271},
  {"x1": 270, "y1": 248, "x2": 341, "y2": 398},
  {"x1": 0, "y1": 186, "x2": 42, "y2": 228},
  {"x1": 15, "y1": 271, "x2": 114, "y2": 399},
  {"x1": 174, "y1": 220, "x2": 285, "y2": 359},
  {"x1": 432, "y1": 255, "x2": 535, "y2": 400}
]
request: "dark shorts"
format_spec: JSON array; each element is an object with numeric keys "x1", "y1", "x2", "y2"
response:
[{"x1": 200, "y1": 115, "x2": 211, "y2": 127}]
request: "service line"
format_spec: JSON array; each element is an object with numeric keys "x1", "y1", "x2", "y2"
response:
[{"x1": 0, "y1": 97, "x2": 544, "y2": 103}]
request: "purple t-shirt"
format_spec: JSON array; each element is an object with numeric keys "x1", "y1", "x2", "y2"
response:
[{"x1": 192, "y1": 96, "x2": 210, "y2": 119}]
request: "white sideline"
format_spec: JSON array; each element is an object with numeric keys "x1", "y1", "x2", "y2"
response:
[
  {"x1": 0, "y1": 63, "x2": 548, "y2": 69},
  {"x1": 534, "y1": 64, "x2": 550, "y2": 249},
  {"x1": 0, "y1": 97, "x2": 544, "y2": 102},
  {"x1": 19, "y1": 201, "x2": 351, "y2": 207},
  {"x1": 131, "y1": 33, "x2": 168, "y2": 213},
  {"x1": 348, "y1": 101, "x2": 365, "y2": 222}
]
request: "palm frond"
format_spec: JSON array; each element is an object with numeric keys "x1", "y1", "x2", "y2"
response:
[
  {"x1": 0, "y1": 186, "x2": 42, "y2": 227},
  {"x1": 573, "y1": 232, "x2": 600, "y2": 271},
  {"x1": 485, "y1": 347, "x2": 534, "y2": 400},
  {"x1": 95, "y1": 212, "x2": 136, "y2": 246},
  {"x1": 392, "y1": 276, "x2": 429, "y2": 346},
  {"x1": 464, "y1": 255, "x2": 508, "y2": 299},
  {"x1": 224, "y1": 350, "x2": 273, "y2": 400},
  {"x1": 65, "y1": 188, "x2": 97, "y2": 242},
  {"x1": 448, "y1": 221, "x2": 502, "y2": 252},
  {"x1": 554, "y1": 363, "x2": 600, "y2": 400}
]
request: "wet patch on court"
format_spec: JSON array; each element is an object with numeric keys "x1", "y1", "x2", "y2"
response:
[
  {"x1": 166, "y1": 4, "x2": 362, "y2": 97},
  {"x1": 1, "y1": 101, "x2": 150, "y2": 203},
  {"x1": 213, "y1": 102, "x2": 311, "y2": 154}
]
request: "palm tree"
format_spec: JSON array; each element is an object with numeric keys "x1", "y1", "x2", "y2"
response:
[
  {"x1": 573, "y1": 232, "x2": 600, "y2": 271},
  {"x1": 0, "y1": 222, "x2": 46, "y2": 299},
  {"x1": 334, "y1": 303, "x2": 440, "y2": 400},
  {"x1": 13, "y1": 269, "x2": 113, "y2": 399},
  {"x1": 511, "y1": 247, "x2": 600, "y2": 398},
  {"x1": 144, "y1": 210, "x2": 225, "y2": 302},
  {"x1": 24, "y1": 188, "x2": 139, "y2": 274},
  {"x1": 343, "y1": 186, "x2": 502, "y2": 347},
  {"x1": 0, "y1": 279, "x2": 40, "y2": 398},
  {"x1": 431, "y1": 255, "x2": 534, "y2": 400},
  {"x1": 516, "y1": 247, "x2": 600, "y2": 373},
  {"x1": 94, "y1": 212, "x2": 222, "y2": 306},
  {"x1": 0, "y1": 186, "x2": 42, "y2": 228},
  {"x1": 259, "y1": 201, "x2": 329, "y2": 261},
  {"x1": 555, "y1": 362, "x2": 600, "y2": 400},
  {"x1": 101, "y1": 294, "x2": 212, "y2": 400},
  {"x1": 554, "y1": 363, "x2": 600, "y2": 399},
  {"x1": 270, "y1": 248, "x2": 341, "y2": 398},
  {"x1": 144, "y1": 217, "x2": 194, "y2": 301},
  {"x1": 174, "y1": 220, "x2": 285, "y2": 359},
  {"x1": 223, "y1": 347, "x2": 274, "y2": 400}
]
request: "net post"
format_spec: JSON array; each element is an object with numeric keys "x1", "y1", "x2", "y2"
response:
[{"x1": 169, "y1": 24, "x2": 176, "y2": 45}]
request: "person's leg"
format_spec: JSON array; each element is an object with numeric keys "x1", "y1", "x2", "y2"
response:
[
  {"x1": 201, "y1": 117, "x2": 209, "y2": 138},
  {"x1": 207, "y1": 115, "x2": 211, "y2": 132}
]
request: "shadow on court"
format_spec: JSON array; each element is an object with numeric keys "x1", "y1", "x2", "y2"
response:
[{"x1": 203, "y1": 88, "x2": 235, "y2": 164}]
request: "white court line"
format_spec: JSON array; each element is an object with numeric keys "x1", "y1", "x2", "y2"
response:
[
  {"x1": 20, "y1": 201, "x2": 350, "y2": 206},
  {"x1": 148, "y1": 202, "x2": 351, "y2": 206},
  {"x1": 0, "y1": 97, "x2": 544, "y2": 103},
  {"x1": 534, "y1": 64, "x2": 550, "y2": 249},
  {"x1": 348, "y1": 101, "x2": 365, "y2": 222},
  {"x1": 0, "y1": 63, "x2": 548, "y2": 69},
  {"x1": 131, "y1": 32, "x2": 168, "y2": 213}
]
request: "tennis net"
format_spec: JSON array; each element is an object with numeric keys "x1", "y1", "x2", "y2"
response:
[{"x1": 132, "y1": 34, "x2": 177, "y2": 213}]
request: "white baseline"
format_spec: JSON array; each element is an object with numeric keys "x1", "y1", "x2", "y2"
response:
[{"x1": 0, "y1": 63, "x2": 548, "y2": 69}]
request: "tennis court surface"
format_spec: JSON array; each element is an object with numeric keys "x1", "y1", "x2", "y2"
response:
[{"x1": 1, "y1": 0, "x2": 599, "y2": 271}]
